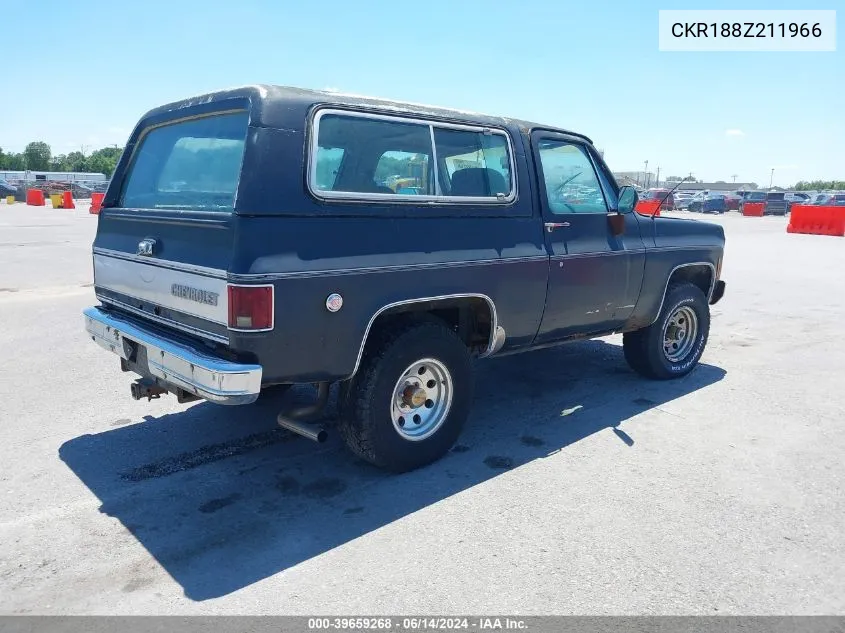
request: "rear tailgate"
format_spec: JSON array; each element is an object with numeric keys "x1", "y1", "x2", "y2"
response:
[
  {"x1": 93, "y1": 108, "x2": 249, "y2": 344},
  {"x1": 765, "y1": 193, "x2": 788, "y2": 214}
]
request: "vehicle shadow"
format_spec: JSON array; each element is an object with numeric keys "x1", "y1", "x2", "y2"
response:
[{"x1": 59, "y1": 339, "x2": 725, "y2": 601}]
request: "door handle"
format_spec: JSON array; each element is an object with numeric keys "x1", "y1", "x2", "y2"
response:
[{"x1": 545, "y1": 222, "x2": 571, "y2": 232}]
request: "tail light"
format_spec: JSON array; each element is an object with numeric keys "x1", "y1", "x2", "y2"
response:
[{"x1": 227, "y1": 284, "x2": 274, "y2": 331}]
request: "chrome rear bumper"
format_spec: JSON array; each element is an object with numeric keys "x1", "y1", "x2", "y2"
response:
[{"x1": 83, "y1": 306, "x2": 262, "y2": 405}]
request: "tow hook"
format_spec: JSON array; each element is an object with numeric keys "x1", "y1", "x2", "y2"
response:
[
  {"x1": 130, "y1": 378, "x2": 167, "y2": 401},
  {"x1": 277, "y1": 382, "x2": 330, "y2": 443}
]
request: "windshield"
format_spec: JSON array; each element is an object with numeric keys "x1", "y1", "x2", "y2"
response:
[{"x1": 120, "y1": 111, "x2": 249, "y2": 211}]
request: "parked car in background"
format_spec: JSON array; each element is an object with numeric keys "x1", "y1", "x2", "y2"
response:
[
  {"x1": 803, "y1": 193, "x2": 827, "y2": 206},
  {"x1": 0, "y1": 179, "x2": 16, "y2": 197},
  {"x1": 689, "y1": 193, "x2": 727, "y2": 214},
  {"x1": 739, "y1": 191, "x2": 766, "y2": 213},
  {"x1": 640, "y1": 188, "x2": 675, "y2": 210},
  {"x1": 784, "y1": 192, "x2": 811, "y2": 212},
  {"x1": 762, "y1": 191, "x2": 788, "y2": 215},
  {"x1": 812, "y1": 193, "x2": 845, "y2": 206},
  {"x1": 723, "y1": 193, "x2": 742, "y2": 211},
  {"x1": 785, "y1": 192, "x2": 810, "y2": 204},
  {"x1": 70, "y1": 182, "x2": 95, "y2": 198},
  {"x1": 738, "y1": 191, "x2": 787, "y2": 215},
  {"x1": 673, "y1": 191, "x2": 695, "y2": 210}
]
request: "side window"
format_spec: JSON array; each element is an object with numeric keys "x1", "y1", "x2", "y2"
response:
[
  {"x1": 313, "y1": 146, "x2": 344, "y2": 190},
  {"x1": 537, "y1": 139, "x2": 608, "y2": 215},
  {"x1": 309, "y1": 110, "x2": 514, "y2": 203},
  {"x1": 434, "y1": 128, "x2": 512, "y2": 198},
  {"x1": 311, "y1": 114, "x2": 433, "y2": 195},
  {"x1": 375, "y1": 151, "x2": 430, "y2": 195},
  {"x1": 587, "y1": 148, "x2": 619, "y2": 209}
]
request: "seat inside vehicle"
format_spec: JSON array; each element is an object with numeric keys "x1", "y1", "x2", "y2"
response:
[{"x1": 449, "y1": 167, "x2": 507, "y2": 197}]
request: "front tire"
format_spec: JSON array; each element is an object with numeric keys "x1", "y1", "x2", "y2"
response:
[
  {"x1": 339, "y1": 320, "x2": 474, "y2": 472},
  {"x1": 623, "y1": 282, "x2": 711, "y2": 380}
]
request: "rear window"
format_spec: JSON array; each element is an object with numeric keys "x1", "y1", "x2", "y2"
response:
[{"x1": 120, "y1": 111, "x2": 249, "y2": 211}]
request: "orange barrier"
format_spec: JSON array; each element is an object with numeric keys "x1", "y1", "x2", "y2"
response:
[
  {"x1": 635, "y1": 200, "x2": 661, "y2": 216},
  {"x1": 26, "y1": 189, "x2": 45, "y2": 206},
  {"x1": 787, "y1": 205, "x2": 845, "y2": 237},
  {"x1": 62, "y1": 191, "x2": 75, "y2": 209},
  {"x1": 742, "y1": 202, "x2": 764, "y2": 217},
  {"x1": 90, "y1": 192, "x2": 104, "y2": 214}
]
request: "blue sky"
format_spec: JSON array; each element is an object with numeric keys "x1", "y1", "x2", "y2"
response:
[{"x1": 1, "y1": 0, "x2": 841, "y2": 186}]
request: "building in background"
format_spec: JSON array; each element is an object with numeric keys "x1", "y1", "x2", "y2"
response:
[
  {"x1": 0, "y1": 170, "x2": 107, "y2": 183},
  {"x1": 664, "y1": 181, "x2": 759, "y2": 192},
  {"x1": 613, "y1": 171, "x2": 655, "y2": 188}
]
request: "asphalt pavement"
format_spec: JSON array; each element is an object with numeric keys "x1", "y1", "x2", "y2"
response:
[{"x1": 1, "y1": 201, "x2": 843, "y2": 614}]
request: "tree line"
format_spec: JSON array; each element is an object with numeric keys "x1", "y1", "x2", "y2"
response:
[
  {"x1": 791, "y1": 180, "x2": 845, "y2": 191},
  {"x1": 0, "y1": 142, "x2": 124, "y2": 178}
]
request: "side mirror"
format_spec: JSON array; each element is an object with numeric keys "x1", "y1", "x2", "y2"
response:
[
  {"x1": 617, "y1": 186, "x2": 637, "y2": 214},
  {"x1": 608, "y1": 186, "x2": 636, "y2": 236}
]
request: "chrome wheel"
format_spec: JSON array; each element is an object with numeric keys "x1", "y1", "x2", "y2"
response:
[
  {"x1": 662, "y1": 306, "x2": 699, "y2": 362},
  {"x1": 390, "y1": 358, "x2": 453, "y2": 441}
]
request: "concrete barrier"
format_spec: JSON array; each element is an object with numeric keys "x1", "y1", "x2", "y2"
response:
[
  {"x1": 787, "y1": 205, "x2": 845, "y2": 237},
  {"x1": 26, "y1": 189, "x2": 45, "y2": 206},
  {"x1": 742, "y1": 202, "x2": 764, "y2": 217},
  {"x1": 635, "y1": 200, "x2": 661, "y2": 216},
  {"x1": 90, "y1": 192, "x2": 104, "y2": 214}
]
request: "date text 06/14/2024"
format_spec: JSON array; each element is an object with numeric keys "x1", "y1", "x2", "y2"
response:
[{"x1": 306, "y1": 617, "x2": 528, "y2": 630}]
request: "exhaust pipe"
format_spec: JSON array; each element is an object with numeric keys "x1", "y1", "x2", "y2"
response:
[
  {"x1": 277, "y1": 416, "x2": 328, "y2": 443},
  {"x1": 276, "y1": 381, "x2": 330, "y2": 443}
]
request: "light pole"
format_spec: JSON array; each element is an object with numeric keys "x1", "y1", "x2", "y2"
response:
[
  {"x1": 644, "y1": 160, "x2": 649, "y2": 188},
  {"x1": 769, "y1": 168, "x2": 775, "y2": 189},
  {"x1": 732, "y1": 174, "x2": 738, "y2": 183}
]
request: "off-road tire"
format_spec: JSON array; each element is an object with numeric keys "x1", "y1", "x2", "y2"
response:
[
  {"x1": 339, "y1": 320, "x2": 473, "y2": 472},
  {"x1": 623, "y1": 282, "x2": 710, "y2": 380}
]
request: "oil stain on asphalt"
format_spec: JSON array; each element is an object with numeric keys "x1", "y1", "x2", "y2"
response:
[
  {"x1": 198, "y1": 493, "x2": 242, "y2": 514},
  {"x1": 484, "y1": 456, "x2": 514, "y2": 470},
  {"x1": 120, "y1": 430, "x2": 298, "y2": 482}
]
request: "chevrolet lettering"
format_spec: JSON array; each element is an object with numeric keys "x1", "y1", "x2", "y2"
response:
[
  {"x1": 171, "y1": 284, "x2": 219, "y2": 306},
  {"x1": 83, "y1": 84, "x2": 727, "y2": 473}
]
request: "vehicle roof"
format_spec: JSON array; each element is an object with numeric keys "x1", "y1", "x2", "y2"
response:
[{"x1": 138, "y1": 84, "x2": 595, "y2": 145}]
